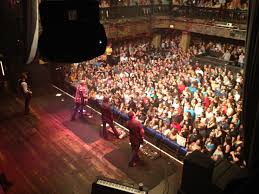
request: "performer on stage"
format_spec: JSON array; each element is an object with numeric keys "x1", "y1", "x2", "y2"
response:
[
  {"x1": 20, "y1": 72, "x2": 32, "y2": 115},
  {"x1": 101, "y1": 97, "x2": 122, "y2": 139},
  {"x1": 127, "y1": 111, "x2": 145, "y2": 167},
  {"x1": 71, "y1": 79, "x2": 88, "y2": 121}
]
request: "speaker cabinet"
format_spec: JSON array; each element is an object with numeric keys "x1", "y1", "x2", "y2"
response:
[
  {"x1": 181, "y1": 150, "x2": 215, "y2": 194},
  {"x1": 212, "y1": 159, "x2": 248, "y2": 193}
]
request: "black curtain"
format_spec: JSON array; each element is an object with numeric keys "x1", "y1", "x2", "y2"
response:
[
  {"x1": 0, "y1": 1, "x2": 25, "y2": 92},
  {"x1": 243, "y1": 0, "x2": 259, "y2": 170}
]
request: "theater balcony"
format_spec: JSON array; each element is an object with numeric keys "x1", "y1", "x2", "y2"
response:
[{"x1": 100, "y1": 4, "x2": 247, "y2": 41}]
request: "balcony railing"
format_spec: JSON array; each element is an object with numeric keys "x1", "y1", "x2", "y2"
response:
[{"x1": 100, "y1": 5, "x2": 248, "y2": 24}]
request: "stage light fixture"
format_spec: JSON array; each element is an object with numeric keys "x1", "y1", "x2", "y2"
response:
[{"x1": 39, "y1": 0, "x2": 107, "y2": 63}]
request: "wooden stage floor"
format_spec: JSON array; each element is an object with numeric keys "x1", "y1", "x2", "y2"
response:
[{"x1": 0, "y1": 86, "x2": 182, "y2": 194}]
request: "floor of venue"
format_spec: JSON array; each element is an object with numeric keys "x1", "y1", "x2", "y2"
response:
[{"x1": 0, "y1": 85, "x2": 183, "y2": 194}]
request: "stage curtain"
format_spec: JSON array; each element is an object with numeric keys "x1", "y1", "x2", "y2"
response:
[{"x1": 243, "y1": 0, "x2": 259, "y2": 170}]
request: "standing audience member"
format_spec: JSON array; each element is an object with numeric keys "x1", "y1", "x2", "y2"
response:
[{"x1": 105, "y1": 43, "x2": 113, "y2": 65}]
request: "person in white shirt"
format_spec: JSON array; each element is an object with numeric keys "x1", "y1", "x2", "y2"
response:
[
  {"x1": 211, "y1": 145, "x2": 224, "y2": 161},
  {"x1": 205, "y1": 107, "x2": 214, "y2": 120},
  {"x1": 20, "y1": 72, "x2": 32, "y2": 114},
  {"x1": 195, "y1": 67, "x2": 204, "y2": 76},
  {"x1": 238, "y1": 52, "x2": 245, "y2": 67},
  {"x1": 219, "y1": 0, "x2": 226, "y2": 7},
  {"x1": 194, "y1": 102, "x2": 204, "y2": 118},
  {"x1": 223, "y1": 50, "x2": 231, "y2": 61}
]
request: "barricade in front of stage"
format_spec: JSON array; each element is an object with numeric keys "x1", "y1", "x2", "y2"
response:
[{"x1": 109, "y1": 105, "x2": 188, "y2": 157}]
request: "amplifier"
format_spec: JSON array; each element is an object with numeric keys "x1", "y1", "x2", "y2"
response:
[
  {"x1": 91, "y1": 177, "x2": 148, "y2": 194},
  {"x1": 181, "y1": 150, "x2": 215, "y2": 194}
]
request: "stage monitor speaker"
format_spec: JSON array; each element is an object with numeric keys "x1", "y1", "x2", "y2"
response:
[
  {"x1": 212, "y1": 159, "x2": 248, "y2": 193},
  {"x1": 91, "y1": 177, "x2": 148, "y2": 194},
  {"x1": 181, "y1": 150, "x2": 215, "y2": 194}
]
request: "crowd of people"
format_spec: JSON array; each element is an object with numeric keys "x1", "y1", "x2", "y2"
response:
[
  {"x1": 63, "y1": 34, "x2": 245, "y2": 167},
  {"x1": 99, "y1": 0, "x2": 248, "y2": 10},
  {"x1": 99, "y1": 0, "x2": 166, "y2": 8},
  {"x1": 173, "y1": 0, "x2": 248, "y2": 9},
  {"x1": 191, "y1": 38, "x2": 246, "y2": 67},
  {"x1": 99, "y1": 0, "x2": 248, "y2": 23}
]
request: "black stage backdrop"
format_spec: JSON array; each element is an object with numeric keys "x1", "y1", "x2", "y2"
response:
[{"x1": 243, "y1": 0, "x2": 259, "y2": 170}]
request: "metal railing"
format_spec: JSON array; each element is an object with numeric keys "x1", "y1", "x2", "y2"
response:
[
  {"x1": 100, "y1": 5, "x2": 248, "y2": 24},
  {"x1": 192, "y1": 54, "x2": 244, "y2": 71}
]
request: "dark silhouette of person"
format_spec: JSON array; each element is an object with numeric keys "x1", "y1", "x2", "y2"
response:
[
  {"x1": 101, "y1": 97, "x2": 122, "y2": 139},
  {"x1": 19, "y1": 72, "x2": 32, "y2": 114},
  {"x1": 127, "y1": 111, "x2": 144, "y2": 167}
]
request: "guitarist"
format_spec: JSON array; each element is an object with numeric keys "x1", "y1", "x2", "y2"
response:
[
  {"x1": 71, "y1": 79, "x2": 88, "y2": 121},
  {"x1": 127, "y1": 111, "x2": 145, "y2": 167},
  {"x1": 20, "y1": 72, "x2": 32, "y2": 115}
]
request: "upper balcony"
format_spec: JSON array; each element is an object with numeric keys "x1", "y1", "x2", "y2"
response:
[
  {"x1": 100, "y1": 4, "x2": 247, "y2": 41},
  {"x1": 100, "y1": 4, "x2": 248, "y2": 25}
]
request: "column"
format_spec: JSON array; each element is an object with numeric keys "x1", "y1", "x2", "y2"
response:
[
  {"x1": 151, "y1": 33, "x2": 161, "y2": 49},
  {"x1": 180, "y1": 31, "x2": 191, "y2": 52}
]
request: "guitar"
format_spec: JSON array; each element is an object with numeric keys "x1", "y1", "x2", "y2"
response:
[
  {"x1": 79, "y1": 90, "x2": 87, "y2": 106},
  {"x1": 27, "y1": 85, "x2": 32, "y2": 97},
  {"x1": 20, "y1": 80, "x2": 32, "y2": 97}
]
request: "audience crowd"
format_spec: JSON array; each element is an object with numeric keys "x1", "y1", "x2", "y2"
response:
[
  {"x1": 99, "y1": 0, "x2": 248, "y2": 10},
  {"x1": 191, "y1": 38, "x2": 246, "y2": 67},
  {"x1": 173, "y1": 0, "x2": 248, "y2": 9},
  {"x1": 63, "y1": 34, "x2": 245, "y2": 167},
  {"x1": 99, "y1": 0, "x2": 165, "y2": 8}
]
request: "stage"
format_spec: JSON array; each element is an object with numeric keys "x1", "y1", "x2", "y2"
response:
[{"x1": 0, "y1": 85, "x2": 183, "y2": 194}]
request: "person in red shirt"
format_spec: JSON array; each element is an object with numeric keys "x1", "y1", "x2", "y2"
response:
[
  {"x1": 177, "y1": 80, "x2": 186, "y2": 93},
  {"x1": 143, "y1": 97, "x2": 149, "y2": 104},
  {"x1": 171, "y1": 121, "x2": 182, "y2": 133},
  {"x1": 101, "y1": 97, "x2": 122, "y2": 139},
  {"x1": 71, "y1": 80, "x2": 88, "y2": 121},
  {"x1": 203, "y1": 96, "x2": 211, "y2": 109},
  {"x1": 127, "y1": 111, "x2": 144, "y2": 167}
]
